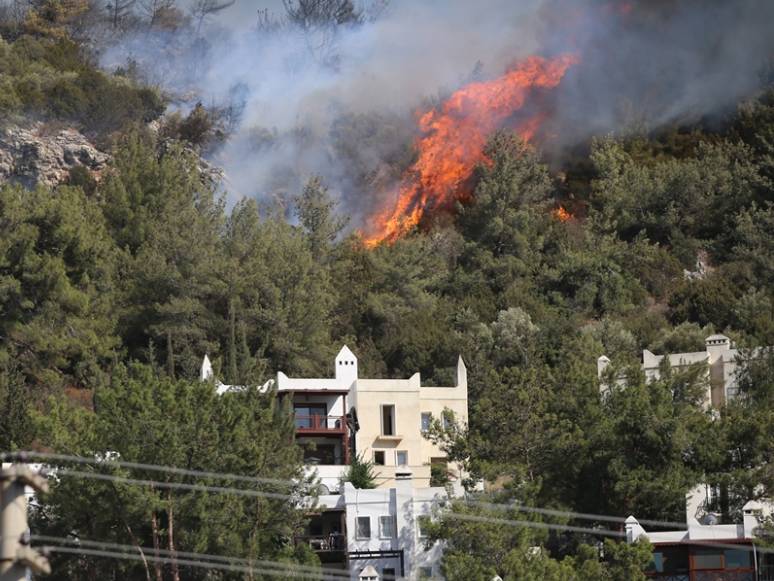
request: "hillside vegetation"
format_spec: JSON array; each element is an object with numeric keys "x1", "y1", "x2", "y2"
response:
[{"x1": 0, "y1": 3, "x2": 773, "y2": 580}]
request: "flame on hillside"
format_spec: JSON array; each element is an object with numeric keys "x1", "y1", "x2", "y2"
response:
[
  {"x1": 363, "y1": 53, "x2": 579, "y2": 247},
  {"x1": 552, "y1": 205, "x2": 573, "y2": 222}
]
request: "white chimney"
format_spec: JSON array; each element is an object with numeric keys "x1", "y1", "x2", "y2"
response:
[
  {"x1": 335, "y1": 345, "x2": 358, "y2": 385},
  {"x1": 625, "y1": 516, "x2": 646, "y2": 543},
  {"x1": 200, "y1": 354, "x2": 214, "y2": 381},
  {"x1": 742, "y1": 500, "x2": 763, "y2": 538}
]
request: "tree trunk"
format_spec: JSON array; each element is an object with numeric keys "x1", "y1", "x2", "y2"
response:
[
  {"x1": 167, "y1": 490, "x2": 181, "y2": 581},
  {"x1": 166, "y1": 330, "x2": 175, "y2": 379},
  {"x1": 150, "y1": 510, "x2": 164, "y2": 581},
  {"x1": 125, "y1": 522, "x2": 152, "y2": 581},
  {"x1": 228, "y1": 299, "x2": 238, "y2": 383}
]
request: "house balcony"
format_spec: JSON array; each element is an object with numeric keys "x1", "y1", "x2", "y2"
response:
[
  {"x1": 298, "y1": 508, "x2": 347, "y2": 565},
  {"x1": 295, "y1": 415, "x2": 347, "y2": 435}
]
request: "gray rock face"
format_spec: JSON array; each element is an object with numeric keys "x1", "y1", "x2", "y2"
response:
[{"x1": 0, "y1": 124, "x2": 110, "y2": 189}]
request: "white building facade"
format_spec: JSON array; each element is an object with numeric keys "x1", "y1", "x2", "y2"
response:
[
  {"x1": 598, "y1": 334, "x2": 750, "y2": 408},
  {"x1": 310, "y1": 478, "x2": 446, "y2": 580},
  {"x1": 275, "y1": 346, "x2": 469, "y2": 495},
  {"x1": 202, "y1": 346, "x2": 469, "y2": 580}
]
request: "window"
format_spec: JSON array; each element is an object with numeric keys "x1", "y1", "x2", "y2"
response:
[
  {"x1": 724, "y1": 548, "x2": 751, "y2": 569},
  {"x1": 294, "y1": 403, "x2": 327, "y2": 429},
  {"x1": 692, "y1": 548, "x2": 722, "y2": 570},
  {"x1": 379, "y1": 515, "x2": 396, "y2": 538},
  {"x1": 442, "y1": 412, "x2": 452, "y2": 430},
  {"x1": 396, "y1": 450, "x2": 408, "y2": 466},
  {"x1": 418, "y1": 567, "x2": 433, "y2": 579},
  {"x1": 356, "y1": 516, "x2": 371, "y2": 539},
  {"x1": 648, "y1": 547, "x2": 688, "y2": 574},
  {"x1": 381, "y1": 405, "x2": 395, "y2": 435},
  {"x1": 373, "y1": 450, "x2": 385, "y2": 465},
  {"x1": 302, "y1": 443, "x2": 337, "y2": 465},
  {"x1": 421, "y1": 412, "x2": 431, "y2": 433},
  {"x1": 382, "y1": 568, "x2": 396, "y2": 581}
]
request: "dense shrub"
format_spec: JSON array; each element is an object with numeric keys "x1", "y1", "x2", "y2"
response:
[{"x1": 0, "y1": 34, "x2": 165, "y2": 132}]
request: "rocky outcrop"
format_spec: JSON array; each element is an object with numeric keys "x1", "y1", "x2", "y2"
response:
[{"x1": 0, "y1": 124, "x2": 110, "y2": 189}]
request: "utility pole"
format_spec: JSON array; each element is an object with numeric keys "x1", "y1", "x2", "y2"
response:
[{"x1": 0, "y1": 464, "x2": 50, "y2": 581}]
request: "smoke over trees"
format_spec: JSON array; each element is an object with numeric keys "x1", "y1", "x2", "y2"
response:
[{"x1": 1, "y1": 1, "x2": 773, "y2": 578}]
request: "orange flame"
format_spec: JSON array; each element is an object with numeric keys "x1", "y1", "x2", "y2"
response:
[
  {"x1": 364, "y1": 53, "x2": 579, "y2": 247},
  {"x1": 552, "y1": 205, "x2": 573, "y2": 222}
]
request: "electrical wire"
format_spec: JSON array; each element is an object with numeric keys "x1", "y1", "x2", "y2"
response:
[
  {"x1": 32, "y1": 535, "x2": 353, "y2": 580},
  {"x1": 43, "y1": 545, "x2": 342, "y2": 579},
  {"x1": 443, "y1": 512, "x2": 626, "y2": 538},
  {"x1": 8, "y1": 453, "x2": 771, "y2": 556},
  {"x1": 55, "y1": 468, "x2": 298, "y2": 501},
  {"x1": 0, "y1": 451, "x2": 705, "y2": 531},
  {"x1": 1, "y1": 451, "x2": 298, "y2": 489},
  {"x1": 461, "y1": 499, "x2": 689, "y2": 530}
]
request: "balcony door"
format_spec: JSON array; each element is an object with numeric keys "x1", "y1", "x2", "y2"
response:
[{"x1": 294, "y1": 403, "x2": 327, "y2": 429}]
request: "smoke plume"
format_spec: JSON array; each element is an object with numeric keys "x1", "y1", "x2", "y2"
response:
[{"x1": 101, "y1": 0, "x2": 774, "y2": 226}]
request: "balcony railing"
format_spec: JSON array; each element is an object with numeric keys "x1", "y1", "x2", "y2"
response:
[
  {"x1": 296, "y1": 534, "x2": 347, "y2": 552},
  {"x1": 295, "y1": 415, "x2": 346, "y2": 433}
]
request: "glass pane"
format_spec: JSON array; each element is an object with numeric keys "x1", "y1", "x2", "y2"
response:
[
  {"x1": 724, "y1": 548, "x2": 751, "y2": 569},
  {"x1": 397, "y1": 451, "x2": 408, "y2": 465},
  {"x1": 649, "y1": 552, "x2": 664, "y2": 573},
  {"x1": 380, "y1": 516, "x2": 395, "y2": 538},
  {"x1": 294, "y1": 404, "x2": 326, "y2": 428},
  {"x1": 421, "y1": 413, "x2": 431, "y2": 432},
  {"x1": 661, "y1": 546, "x2": 689, "y2": 573},
  {"x1": 692, "y1": 548, "x2": 722, "y2": 570},
  {"x1": 357, "y1": 517, "x2": 371, "y2": 538},
  {"x1": 382, "y1": 405, "x2": 395, "y2": 435}
]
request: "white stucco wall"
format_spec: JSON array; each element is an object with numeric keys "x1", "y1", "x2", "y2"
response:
[{"x1": 344, "y1": 481, "x2": 446, "y2": 580}]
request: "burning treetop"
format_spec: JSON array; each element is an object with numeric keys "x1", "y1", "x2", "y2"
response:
[{"x1": 364, "y1": 53, "x2": 579, "y2": 247}]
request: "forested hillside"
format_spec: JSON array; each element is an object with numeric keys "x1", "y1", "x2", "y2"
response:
[{"x1": 0, "y1": 1, "x2": 773, "y2": 580}]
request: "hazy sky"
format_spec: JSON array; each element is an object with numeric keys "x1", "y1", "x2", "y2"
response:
[{"x1": 179, "y1": 0, "x2": 284, "y2": 29}]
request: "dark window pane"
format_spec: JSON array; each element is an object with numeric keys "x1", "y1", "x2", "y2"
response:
[
  {"x1": 661, "y1": 546, "x2": 689, "y2": 573},
  {"x1": 382, "y1": 405, "x2": 395, "y2": 435},
  {"x1": 294, "y1": 404, "x2": 327, "y2": 429},
  {"x1": 692, "y1": 548, "x2": 722, "y2": 570},
  {"x1": 303, "y1": 444, "x2": 336, "y2": 464},
  {"x1": 356, "y1": 516, "x2": 371, "y2": 538},
  {"x1": 724, "y1": 548, "x2": 751, "y2": 569}
]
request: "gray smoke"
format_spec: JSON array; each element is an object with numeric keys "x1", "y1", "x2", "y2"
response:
[{"x1": 101, "y1": 0, "x2": 774, "y2": 222}]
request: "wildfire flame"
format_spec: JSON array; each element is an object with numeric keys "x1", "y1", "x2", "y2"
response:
[
  {"x1": 364, "y1": 53, "x2": 579, "y2": 247},
  {"x1": 552, "y1": 205, "x2": 573, "y2": 222}
]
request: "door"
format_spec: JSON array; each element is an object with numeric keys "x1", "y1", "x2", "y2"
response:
[{"x1": 295, "y1": 403, "x2": 327, "y2": 429}]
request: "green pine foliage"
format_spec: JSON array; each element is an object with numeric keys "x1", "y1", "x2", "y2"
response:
[
  {"x1": 0, "y1": 17, "x2": 772, "y2": 579},
  {"x1": 344, "y1": 453, "x2": 377, "y2": 489}
]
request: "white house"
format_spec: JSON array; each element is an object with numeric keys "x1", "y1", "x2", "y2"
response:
[
  {"x1": 598, "y1": 334, "x2": 758, "y2": 408},
  {"x1": 201, "y1": 346, "x2": 469, "y2": 579},
  {"x1": 309, "y1": 475, "x2": 446, "y2": 580},
  {"x1": 625, "y1": 485, "x2": 774, "y2": 579},
  {"x1": 204, "y1": 346, "x2": 469, "y2": 494}
]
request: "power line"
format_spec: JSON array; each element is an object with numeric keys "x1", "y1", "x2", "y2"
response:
[
  {"x1": 440, "y1": 514, "x2": 774, "y2": 555},
  {"x1": 42, "y1": 545, "x2": 341, "y2": 580},
  {"x1": 461, "y1": 499, "x2": 688, "y2": 530},
  {"x1": 51, "y1": 465, "x2": 756, "y2": 542},
  {"x1": 47, "y1": 469, "x2": 661, "y2": 536},
  {"x1": 55, "y1": 468, "x2": 298, "y2": 501},
  {"x1": 32, "y1": 536, "x2": 352, "y2": 580},
  {"x1": 444, "y1": 512, "x2": 626, "y2": 538},
  {"x1": 1, "y1": 451, "x2": 299, "y2": 489},
  {"x1": 10, "y1": 452, "x2": 769, "y2": 551}
]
